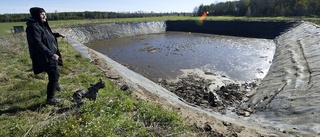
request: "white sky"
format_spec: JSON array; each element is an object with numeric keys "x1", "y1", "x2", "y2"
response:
[{"x1": 0, "y1": 0, "x2": 238, "y2": 14}]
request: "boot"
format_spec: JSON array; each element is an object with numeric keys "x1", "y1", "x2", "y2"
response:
[{"x1": 46, "y1": 97, "x2": 63, "y2": 105}]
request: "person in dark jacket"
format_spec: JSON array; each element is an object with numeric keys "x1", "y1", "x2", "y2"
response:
[{"x1": 26, "y1": 7, "x2": 65, "y2": 105}]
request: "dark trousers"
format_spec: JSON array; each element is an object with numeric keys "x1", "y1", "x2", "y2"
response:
[{"x1": 46, "y1": 66, "x2": 60, "y2": 100}]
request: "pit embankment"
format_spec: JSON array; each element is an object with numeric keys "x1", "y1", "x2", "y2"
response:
[{"x1": 57, "y1": 20, "x2": 319, "y2": 136}]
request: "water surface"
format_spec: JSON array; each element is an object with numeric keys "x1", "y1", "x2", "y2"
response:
[{"x1": 86, "y1": 32, "x2": 276, "y2": 83}]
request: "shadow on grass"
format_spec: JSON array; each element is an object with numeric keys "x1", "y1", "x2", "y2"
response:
[
  {"x1": 54, "y1": 103, "x2": 82, "y2": 115},
  {"x1": 0, "y1": 93, "x2": 45, "y2": 115},
  {"x1": 0, "y1": 103, "x2": 45, "y2": 115},
  {"x1": 1, "y1": 102, "x2": 83, "y2": 116},
  {"x1": 0, "y1": 94, "x2": 42, "y2": 106}
]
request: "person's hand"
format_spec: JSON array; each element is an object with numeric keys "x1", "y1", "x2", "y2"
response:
[
  {"x1": 52, "y1": 54, "x2": 59, "y2": 61},
  {"x1": 59, "y1": 33, "x2": 65, "y2": 38}
]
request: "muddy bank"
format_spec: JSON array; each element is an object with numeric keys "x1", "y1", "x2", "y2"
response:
[
  {"x1": 57, "y1": 20, "x2": 320, "y2": 136},
  {"x1": 158, "y1": 69, "x2": 260, "y2": 116}
]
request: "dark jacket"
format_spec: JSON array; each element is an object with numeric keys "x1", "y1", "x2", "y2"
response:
[{"x1": 26, "y1": 7, "x2": 63, "y2": 75}]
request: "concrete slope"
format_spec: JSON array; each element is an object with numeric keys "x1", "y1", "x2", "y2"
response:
[{"x1": 242, "y1": 21, "x2": 320, "y2": 134}]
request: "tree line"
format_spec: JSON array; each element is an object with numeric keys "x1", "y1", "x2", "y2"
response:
[
  {"x1": 2, "y1": 0, "x2": 319, "y2": 23},
  {"x1": 196, "y1": 0, "x2": 320, "y2": 17},
  {"x1": 0, "y1": 11, "x2": 192, "y2": 23}
]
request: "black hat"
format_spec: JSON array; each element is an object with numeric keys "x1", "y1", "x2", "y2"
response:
[{"x1": 29, "y1": 7, "x2": 45, "y2": 24}]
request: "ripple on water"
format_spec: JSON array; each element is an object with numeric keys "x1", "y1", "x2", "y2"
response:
[{"x1": 86, "y1": 32, "x2": 276, "y2": 83}]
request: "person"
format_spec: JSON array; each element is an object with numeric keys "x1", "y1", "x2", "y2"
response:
[{"x1": 26, "y1": 7, "x2": 65, "y2": 105}]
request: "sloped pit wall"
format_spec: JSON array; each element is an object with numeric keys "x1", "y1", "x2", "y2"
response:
[
  {"x1": 65, "y1": 21, "x2": 166, "y2": 44},
  {"x1": 241, "y1": 21, "x2": 320, "y2": 134},
  {"x1": 166, "y1": 20, "x2": 298, "y2": 39},
  {"x1": 66, "y1": 20, "x2": 298, "y2": 43}
]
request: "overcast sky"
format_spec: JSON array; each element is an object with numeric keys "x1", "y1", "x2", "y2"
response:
[{"x1": 0, "y1": 0, "x2": 238, "y2": 14}]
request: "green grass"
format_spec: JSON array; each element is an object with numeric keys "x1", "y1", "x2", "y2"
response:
[
  {"x1": 0, "y1": 33, "x2": 194, "y2": 136},
  {"x1": 0, "y1": 22, "x2": 26, "y2": 35}
]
